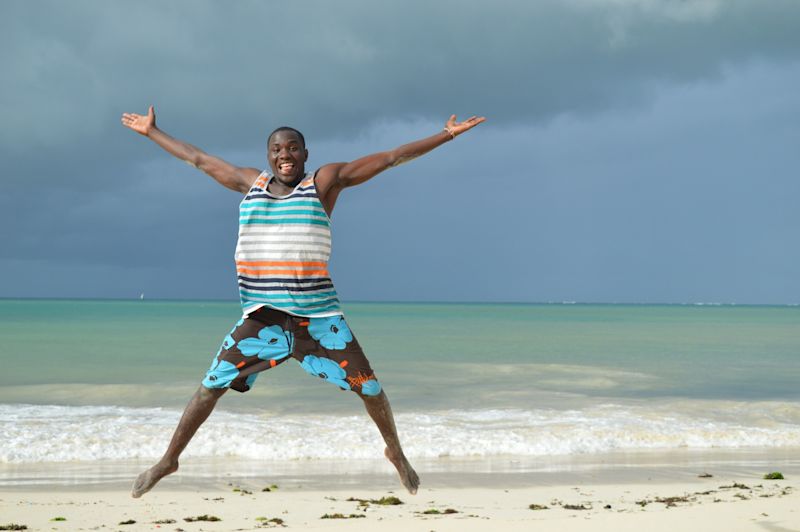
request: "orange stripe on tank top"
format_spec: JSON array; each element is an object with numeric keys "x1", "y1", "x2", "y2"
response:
[{"x1": 236, "y1": 260, "x2": 328, "y2": 268}]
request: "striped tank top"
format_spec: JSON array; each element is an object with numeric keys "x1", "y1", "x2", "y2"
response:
[{"x1": 235, "y1": 171, "x2": 342, "y2": 318}]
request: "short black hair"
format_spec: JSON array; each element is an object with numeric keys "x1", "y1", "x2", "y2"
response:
[{"x1": 267, "y1": 126, "x2": 305, "y2": 148}]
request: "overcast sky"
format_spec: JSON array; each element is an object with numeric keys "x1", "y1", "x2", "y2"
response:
[{"x1": 2, "y1": 0, "x2": 799, "y2": 304}]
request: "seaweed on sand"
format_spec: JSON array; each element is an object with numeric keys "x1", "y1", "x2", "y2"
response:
[
  {"x1": 654, "y1": 495, "x2": 693, "y2": 507},
  {"x1": 255, "y1": 516, "x2": 286, "y2": 526},
  {"x1": 346, "y1": 495, "x2": 403, "y2": 506},
  {"x1": 320, "y1": 513, "x2": 366, "y2": 519},
  {"x1": 420, "y1": 508, "x2": 458, "y2": 515},
  {"x1": 562, "y1": 504, "x2": 591, "y2": 510},
  {"x1": 184, "y1": 514, "x2": 221, "y2": 522}
]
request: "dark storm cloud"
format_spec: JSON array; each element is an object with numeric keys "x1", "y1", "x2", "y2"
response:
[
  {"x1": 1, "y1": 1, "x2": 799, "y2": 303},
  {"x1": 3, "y1": 0, "x2": 800, "y2": 171}
]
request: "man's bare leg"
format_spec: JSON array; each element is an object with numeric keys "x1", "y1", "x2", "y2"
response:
[
  {"x1": 132, "y1": 385, "x2": 227, "y2": 498},
  {"x1": 360, "y1": 390, "x2": 419, "y2": 494}
]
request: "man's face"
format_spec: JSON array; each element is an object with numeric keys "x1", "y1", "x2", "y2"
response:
[{"x1": 267, "y1": 130, "x2": 308, "y2": 184}]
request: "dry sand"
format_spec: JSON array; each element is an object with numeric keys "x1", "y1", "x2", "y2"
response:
[{"x1": 2, "y1": 474, "x2": 797, "y2": 531}]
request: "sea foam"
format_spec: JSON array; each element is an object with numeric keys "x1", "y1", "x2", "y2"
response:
[{"x1": 2, "y1": 402, "x2": 800, "y2": 463}]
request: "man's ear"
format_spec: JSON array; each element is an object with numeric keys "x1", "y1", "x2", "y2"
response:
[{"x1": 304, "y1": 149, "x2": 309, "y2": 162}]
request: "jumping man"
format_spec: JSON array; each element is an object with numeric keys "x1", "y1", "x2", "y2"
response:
[{"x1": 121, "y1": 106, "x2": 485, "y2": 497}]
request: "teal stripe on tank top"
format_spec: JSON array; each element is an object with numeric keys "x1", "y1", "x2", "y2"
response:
[
  {"x1": 239, "y1": 218, "x2": 331, "y2": 226},
  {"x1": 240, "y1": 296, "x2": 339, "y2": 308},
  {"x1": 239, "y1": 289, "x2": 339, "y2": 300}
]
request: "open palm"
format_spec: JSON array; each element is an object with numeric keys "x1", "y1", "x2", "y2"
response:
[
  {"x1": 446, "y1": 114, "x2": 486, "y2": 137},
  {"x1": 121, "y1": 105, "x2": 156, "y2": 136}
]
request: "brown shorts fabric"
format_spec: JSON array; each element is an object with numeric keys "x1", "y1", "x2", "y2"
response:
[{"x1": 202, "y1": 306, "x2": 381, "y2": 396}]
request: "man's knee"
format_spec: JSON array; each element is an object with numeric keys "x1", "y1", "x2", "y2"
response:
[
  {"x1": 358, "y1": 379, "x2": 382, "y2": 397},
  {"x1": 358, "y1": 386, "x2": 385, "y2": 401},
  {"x1": 198, "y1": 385, "x2": 227, "y2": 401}
]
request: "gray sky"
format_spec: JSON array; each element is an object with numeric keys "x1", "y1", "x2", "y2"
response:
[{"x1": 2, "y1": 0, "x2": 799, "y2": 304}]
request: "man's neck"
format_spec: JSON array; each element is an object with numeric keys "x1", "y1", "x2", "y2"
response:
[{"x1": 269, "y1": 174, "x2": 303, "y2": 194}]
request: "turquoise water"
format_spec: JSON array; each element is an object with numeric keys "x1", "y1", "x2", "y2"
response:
[
  {"x1": 1, "y1": 299, "x2": 799, "y2": 411},
  {"x1": 2, "y1": 299, "x2": 800, "y2": 466}
]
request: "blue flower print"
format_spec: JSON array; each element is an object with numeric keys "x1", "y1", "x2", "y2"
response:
[
  {"x1": 238, "y1": 325, "x2": 293, "y2": 361},
  {"x1": 222, "y1": 334, "x2": 236, "y2": 350},
  {"x1": 219, "y1": 318, "x2": 244, "y2": 350},
  {"x1": 244, "y1": 372, "x2": 259, "y2": 389},
  {"x1": 299, "y1": 355, "x2": 351, "y2": 390},
  {"x1": 308, "y1": 316, "x2": 353, "y2": 350},
  {"x1": 203, "y1": 359, "x2": 239, "y2": 388},
  {"x1": 360, "y1": 379, "x2": 382, "y2": 396}
]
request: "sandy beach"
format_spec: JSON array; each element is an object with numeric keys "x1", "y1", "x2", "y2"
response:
[{"x1": 2, "y1": 465, "x2": 798, "y2": 531}]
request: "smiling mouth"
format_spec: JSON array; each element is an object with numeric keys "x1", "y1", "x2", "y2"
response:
[{"x1": 278, "y1": 162, "x2": 295, "y2": 174}]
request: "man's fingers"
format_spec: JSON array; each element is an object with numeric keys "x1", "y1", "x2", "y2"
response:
[
  {"x1": 456, "y1": 116, "x2": 484, "y2": 126},
  {"x1": 463, "y1": 116, "x2": 486, "y2": 126},
  {"x1": 451, "y1": 116, "x2": 486, "y2": 135}
]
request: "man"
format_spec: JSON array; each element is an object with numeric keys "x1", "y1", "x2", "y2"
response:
[{"x1": 121, "y1": 106, "x2": 485, "y2": 497}]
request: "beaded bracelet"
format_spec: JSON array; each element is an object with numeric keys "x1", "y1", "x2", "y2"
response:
[{"x1": 443, "y1": 126, "x2": 456, "y2": 139}]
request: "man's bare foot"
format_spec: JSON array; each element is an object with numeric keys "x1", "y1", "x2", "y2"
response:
[
  {"x1": 131, "y1": 460, "x2": 178, "y2": 498},
  {"x1": 384, "y1": 447, "x2": 419, "y2": 494}
]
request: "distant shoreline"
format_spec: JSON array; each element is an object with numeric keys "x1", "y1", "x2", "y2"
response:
[{"x1": 0, "y1": 297, "x2": 797, "y2": 308}]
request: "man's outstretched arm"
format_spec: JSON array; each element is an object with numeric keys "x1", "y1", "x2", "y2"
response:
[
  {"x1": 315, "y1": 115, "x2": 486, "y2": 201},
  {"x1": 121, "y1": 106, "x2": 259, "y2": 193}
]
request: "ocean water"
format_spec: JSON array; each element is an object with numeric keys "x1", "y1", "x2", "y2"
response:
[{"x1": 1, "y1": 299, "x2": 799, "y2": 475}]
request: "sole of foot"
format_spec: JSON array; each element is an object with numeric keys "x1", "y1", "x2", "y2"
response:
[{"x1": 131, "y1": 461, "x2": 179, "y2": 498}]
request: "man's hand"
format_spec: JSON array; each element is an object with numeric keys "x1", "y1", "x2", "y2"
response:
[
  {"x1": 121, "y1": 105, "x2": 156, "y2": 136},
  {"x1": 445, "y1": 114, "x2": 486, "y2": 138}
]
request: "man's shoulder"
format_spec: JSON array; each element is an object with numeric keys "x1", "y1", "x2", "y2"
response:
[{"x1": 314, "y1": 163, "x2": 346, "y2": 191}]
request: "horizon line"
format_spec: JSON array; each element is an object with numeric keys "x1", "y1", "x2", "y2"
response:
[{"x1": 0, "y1": 296, "x2": 797, "y2": 308}]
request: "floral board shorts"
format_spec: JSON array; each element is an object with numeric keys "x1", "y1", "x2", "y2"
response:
[{"x1": 202, "y1": 306, "x2": 381, "y2": 396}]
